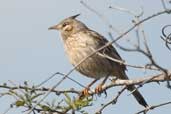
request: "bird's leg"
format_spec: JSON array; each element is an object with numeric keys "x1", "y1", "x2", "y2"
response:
[
  {"x1": 80, "y1": 79, "x2": 98, "y2": 97},
  {"x1": 95, "y1": 75, "x2": 109, "y2": 94}
]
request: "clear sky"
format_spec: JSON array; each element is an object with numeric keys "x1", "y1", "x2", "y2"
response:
[{"x1": 0, "y1": 0, "x2": 171, "y2": 114}]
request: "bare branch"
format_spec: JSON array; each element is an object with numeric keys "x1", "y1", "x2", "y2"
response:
[
  {"x1": 95, "y1": 87, "x2": 126, "y2": 114},
  {"x1": 96, "y1": 51, "x2": 159, "y2": 71},
  {"x1": 109, "y1": 5, "x2": 144, "y2": 18},
  {"x1": 80, "y1": 0, "x2": 120, "y2": 34},
  {"x1": 135, "y1": 101, "x2": 171, "y2": 114},
  {"x1": 0, "y1": 84, "x2": 79, "y2": 95}
]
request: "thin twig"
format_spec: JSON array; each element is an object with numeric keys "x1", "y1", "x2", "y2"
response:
[
  {"x1": 109, "y1": 5, "x2": 144, "y2": 18},
  {"x1": 36, "y1": 72, "x2": 87, "y2": 89},
  {"x1": 0, "y1": 84, "x2": 79, "y2": 95},
  {"x1": 97, "y1": 51, "x2": 159, "y2": 71},
  {"x1": 161, "y1": 0, "x2": 168, "y2": 10},
  {"x1": 80, "y1": 0, "x2": 120, "y2": 34},
  {"x1": 135, "y1": 101, "x2": 171, "y2": 114},
  {"x1": 95, "y1": 87, "x2": 126, "y2": 114}
]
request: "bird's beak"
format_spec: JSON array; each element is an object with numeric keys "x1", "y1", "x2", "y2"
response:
[{"x1": 48, "y1": 24, "x2": 61, "y2": 30}]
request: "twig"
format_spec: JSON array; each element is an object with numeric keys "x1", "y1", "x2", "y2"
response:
[
  {"x1": 80, "y1": 0, "x2": 120, "y2": 34},
  {"x1": 30, "y1": 107, "x2": 67, "y2": 114},
  {"x1": 25, "y1": 72, "x2": 71, "y2": 114},
  {"x1": 0, "y1": 84, "x2": 79, "y2": 95},
  {"x1": 161, "y1": 0, "x2": 168, "y2": 10},
  {"x1": 135, "y1": 101, "x2": 171, "y2": 114},
  {"x1": 109, "y1": 5, "x2": 144, "y2": 18},
  {"x1": 96, "y1": 51, "x2": 159, "y2": 71},
  {"x1": 95, "y1": 87, "x2": 126, "y2": 114},
  {"x1": 108, "y1": 71, "x2": 171, "y2": 87},
  {"x1": 36, "y1": 72, "x2": 87, "y2": 89}
]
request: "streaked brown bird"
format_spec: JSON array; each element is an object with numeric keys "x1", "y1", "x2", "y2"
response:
[{"x1": 49, "y1": 14, "x2": 148, "y2": 107}]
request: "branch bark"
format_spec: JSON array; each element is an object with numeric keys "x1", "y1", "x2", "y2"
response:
[{"x1": 100, "y1": 70, "x2": 171, "y2": 91}]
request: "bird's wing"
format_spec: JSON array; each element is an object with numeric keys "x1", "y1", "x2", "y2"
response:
[{"x1": 85, "y1": 29, "x2": 126, "y2": 70}]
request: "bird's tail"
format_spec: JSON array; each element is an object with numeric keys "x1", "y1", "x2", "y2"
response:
[
  {"x1": 127, "y1": 85, "x2": 148, "y2": 107},
  {"x1": 119, "y1": 71, "x2": 148, "y2": 107}
]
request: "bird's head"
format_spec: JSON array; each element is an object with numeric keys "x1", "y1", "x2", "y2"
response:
[{"x1": 49, "y1": 14, "x2": 87, "y2": 37}]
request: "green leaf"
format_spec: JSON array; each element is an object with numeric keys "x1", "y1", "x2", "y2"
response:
[
  {"x1": 64, "y1": 93, "x2": 71, "y2": 103},
  {"x1": 64, "y1": 93, "x2": 72, "y2": 106},
  {"x1": 41, "y1": 105, "x2": 51, "y2": 111},
  {"x1": 15, "y1": 100, "x2": 25, "y2": 107}
]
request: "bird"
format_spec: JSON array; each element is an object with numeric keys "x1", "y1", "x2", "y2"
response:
[{"x1": 48, "y1": 14, "x2": 148, "y2": 107}]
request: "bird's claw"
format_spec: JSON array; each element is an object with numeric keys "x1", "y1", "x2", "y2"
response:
[
  {"x1": 79, "y1": 88, "x2": 90, "y2": 98},
  {"x1": 95, "y1": 84, "x2": 107, "y2": 97},
  {"x1": 95, "y1": 84, "x2": 103, "y2": 94}
]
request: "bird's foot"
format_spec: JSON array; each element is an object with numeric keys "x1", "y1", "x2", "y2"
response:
[
  {"x1": 79, "y1": 88, "x2": 90, "y2": 98},
  {"x1": 95, "y1": 84, "x2": 103, "y2": 94},
  {"x1": 95, "y1": 84, "x2": 106, "y2": 95}
]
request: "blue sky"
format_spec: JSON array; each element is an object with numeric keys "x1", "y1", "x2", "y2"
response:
[{"x1": 0, "y1": 0, "x2": 171, "y2": 114}]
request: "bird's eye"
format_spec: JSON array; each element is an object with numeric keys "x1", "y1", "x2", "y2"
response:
[{"x1": 62, "y1": 22, "x2": 69, "y2": 27}]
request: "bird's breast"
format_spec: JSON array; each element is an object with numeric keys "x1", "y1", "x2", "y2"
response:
[
  {"x1": 64, "y1": 35, "x2": 92, "y2": 66},
  {"x1": 63, "y1": 35, "x2": 114, "y2": 78}
]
